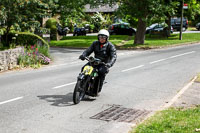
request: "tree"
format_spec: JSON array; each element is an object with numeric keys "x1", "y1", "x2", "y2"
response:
[
  {"x1": 0, "y1": 0, "x2": 54, "y2": 47},
  {"x1": 182, "y1": 0, "x2": 200, "y2": 24},
  {"x1": 118, "y1": 0, "x2": 167, "y2": 44}
]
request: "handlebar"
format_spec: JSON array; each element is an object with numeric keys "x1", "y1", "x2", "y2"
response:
[{"x1": 84, "y1": 56, "x2": 107, "y2": 66}]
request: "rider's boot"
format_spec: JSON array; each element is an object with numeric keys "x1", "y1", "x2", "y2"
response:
[{"x1": 98, "y1": 76, "x2": 105, "y2": 93}]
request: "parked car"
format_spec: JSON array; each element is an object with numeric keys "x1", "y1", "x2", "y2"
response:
[
  {"x1": 146, "y1": 23, "x2": 173, "y2": 34},
  {"x1": 171, "y1": 18, "x2": 188, "y2": 31},
  {"x1": 108, "y1": 23, "x2": 136, "y2": 36},
  {"x1": 196, "y1": 22, "x2": 200, "y2": 31}
]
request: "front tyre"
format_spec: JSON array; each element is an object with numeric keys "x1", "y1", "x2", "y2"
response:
[{"x1": 73, "y1": 80, "x2": 85, "y2": 104}]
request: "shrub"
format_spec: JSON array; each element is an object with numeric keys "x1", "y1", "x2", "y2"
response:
[
  {"x1": 46, "y1": 18, "x2": 57, "y2": 40},
  {"x1": 17, "y1": 32, "x2": 48, "y2": 46}
]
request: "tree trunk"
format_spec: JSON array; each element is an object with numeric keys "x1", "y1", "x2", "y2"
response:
[
  {"x1": 3, "y1": 26, "x2": 11, "y2": 48},
  {"x1": 134, "y1": 18, "x2": 147, "y2": 44},
  {"x1": 166, "y1": 15, "x2": 171, "y2": 37}
]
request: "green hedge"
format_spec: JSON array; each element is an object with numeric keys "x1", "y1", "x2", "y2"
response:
[{"x1": 13, "y1": 32, "x2": 49, "y2": 48}]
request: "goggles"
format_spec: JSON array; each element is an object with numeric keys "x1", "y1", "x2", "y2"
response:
[{"x1": 98, "y1": 35, "x2": 107, "y2": 39}]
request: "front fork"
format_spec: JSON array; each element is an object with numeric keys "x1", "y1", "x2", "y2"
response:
[{"x1": 77, "y1": 73, "x2": 90, "y2": 91}]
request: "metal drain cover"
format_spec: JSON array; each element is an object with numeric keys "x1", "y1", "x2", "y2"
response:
[{"x1": 90, "y1": 105, "x2": 152, "y2": 123}]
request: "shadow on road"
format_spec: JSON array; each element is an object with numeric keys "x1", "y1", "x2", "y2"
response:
[
  {"x1": 37, "y1": 93, "x2": 96, "y2": 106},
  {"x1": 37, "y1": 92, "x2": 74, "y2": 106}
]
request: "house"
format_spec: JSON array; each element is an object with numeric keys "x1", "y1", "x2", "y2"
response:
[{"x1": 84, "y1": 4, "x2": 118, "y2": 14}]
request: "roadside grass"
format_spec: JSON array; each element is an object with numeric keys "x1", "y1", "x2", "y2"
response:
[
  {"x1": 50, "y1": 35, "x2": 129, "y2": 48},
  {"x1": 50, "y1": 33, "x2": 200, "y2": 49},
  {"x1": 132, "y1": 106, "x2": 200, "y2": 133},
  {"x1": 122, "y1": 33, "x2": 200, "y2": 49}
]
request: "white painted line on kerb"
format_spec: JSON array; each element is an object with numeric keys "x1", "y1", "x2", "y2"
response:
[
  {"x1": 52, "y1": 82, "x2": 76, "y2": 89},
  {"x1": 122, "y1": 65, "x2": 144, "y2": 72},
  {"x1": 161, "y1": 76, "x2": 197, "y2": 110},
  {"x1": 150, "y1": 51, "x2": 196, "y2": 64},
  {"x1": 0, "y1": 97, "x2": 23, "y2": 105}
]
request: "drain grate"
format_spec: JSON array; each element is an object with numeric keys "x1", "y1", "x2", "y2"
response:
[{"x1": 90, "y1": 105, "x2": 152, "y2": 123}]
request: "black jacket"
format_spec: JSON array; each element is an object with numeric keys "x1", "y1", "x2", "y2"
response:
[{"x1": 82, "y1": 41, "x2": 117, "y2": 67}]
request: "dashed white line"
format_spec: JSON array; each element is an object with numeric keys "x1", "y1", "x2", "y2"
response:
[
  {"x1": 52, "y1": 82, "x2": 76, "y2": 89},
  {"x1": 121, "y1": 65, "x2": 144, "y2": 72},
  {"x1": 150, "y1": 58, "x2": 167, "y2": 64},
  {"x1": 150, "y1": 51, "x2": 196, "y2": 64},
  {"x1": 169, "y1": 51, "x2": 195, "y2": 59},
  {"x1": 0, "y1": 97, "x2": 23, "y2": 105},
  {"x1": 121, "y1": 51, "x2": 196, "y2": 72}
]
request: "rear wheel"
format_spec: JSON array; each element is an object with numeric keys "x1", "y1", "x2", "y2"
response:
[{"x1": 73, "y1": 80, "x2": 85, "y2": 104}]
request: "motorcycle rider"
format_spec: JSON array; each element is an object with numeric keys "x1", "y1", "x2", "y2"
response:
[{"x1": 79, "y1": 29, "x2": 117, "y2": 93}]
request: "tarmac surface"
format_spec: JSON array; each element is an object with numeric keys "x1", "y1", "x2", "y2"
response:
[
  {"x1": 49, "y1": 47, "x2": 200, "y2": 109},
  {"x1": 172, "y1": 80, "x2": 200, "y2": 108}
]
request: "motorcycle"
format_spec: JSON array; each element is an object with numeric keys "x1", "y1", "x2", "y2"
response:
[
  {"x1": 73, "y1": 56, "x2": 107, "y2": 104},
  {"x1": 73, "y1": 25, "x2": 87, "y2": 36},
  {"x1": 57, "y1": 24, "x2": 69, "y2": 36}
]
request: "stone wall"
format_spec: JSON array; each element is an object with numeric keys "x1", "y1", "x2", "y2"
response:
[{"x1": 0, "y1": 47, "x2": 24, "y2": 72}]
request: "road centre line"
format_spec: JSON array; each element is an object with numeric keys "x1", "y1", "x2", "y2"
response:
[
  {"x1": 52, "y1": 82, "x2": 76, "y2": 89},
  {"x1": 121, "y1": 65, "x2": 144, "y2": 72},
  {"x1": 149, "y1": 58, "x2": 167, "y2": 64},
  {"x1": 169, "y1": 51, "x2": 195, "y2": 59},
  {"x1": 121, "y1": 51, "x2": 195, "y2": 72},
  {"x1": 150, "y1": 51, "x2": 195, "y2": 64},
  {"x1": 0, "y1": 97, "x2": 23, "y2": 105}
]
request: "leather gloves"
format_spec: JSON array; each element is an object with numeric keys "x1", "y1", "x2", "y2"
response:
[{"x1": 79, "y1": 55, "x2": 85, "y2": 60}]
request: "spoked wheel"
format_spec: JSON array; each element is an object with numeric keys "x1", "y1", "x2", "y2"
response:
[{"x1": 73, "y1": 80, "x2": 85, "y2": 104}]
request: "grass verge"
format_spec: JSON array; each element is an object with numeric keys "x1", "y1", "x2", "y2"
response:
[
  {"x1": 122, "y1": 33, "x2": 200, "y2": 49},
  {"x1": 132, "y1": 106, "x2": 200, "y2": 133},
  {"x1": 50, "y1": 35, "x2": 129, "y2": 48},
  {"x1": 49, "y1": 33, "x2": 200, "y2": 49}
]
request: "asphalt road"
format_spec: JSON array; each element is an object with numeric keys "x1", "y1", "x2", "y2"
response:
[{"x1": 1, "y1": 43, "x2": 200, "y2": 133}]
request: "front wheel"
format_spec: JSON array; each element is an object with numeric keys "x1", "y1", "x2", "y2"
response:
[{"x1": 73, "y1": 80, "x2": 85, "y2": 104}]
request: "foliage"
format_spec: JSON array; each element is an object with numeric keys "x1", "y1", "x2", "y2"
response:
[
  {"x1": 13, "y1": 32, "x2": 49, "y2": 47},
  {"x1": 90, "y1": 12, "x2": 106, "y2": 32},
  {"x1": 45, "y1": 18, "x2": 57, "y2": 39},
  {"x1": 0, "y1": 0, "x2": 55, "y2": 47},
  {"x1": 184, "y1": 0, "x2": 200, "y2": 25},
  {"x1": 18, "y1": 45, "x2": 51, "y2": 68}
]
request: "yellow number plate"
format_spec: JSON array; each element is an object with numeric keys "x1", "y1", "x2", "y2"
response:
[{"x1": 83, "y1": 66, "x2": 94, "y2": 75}]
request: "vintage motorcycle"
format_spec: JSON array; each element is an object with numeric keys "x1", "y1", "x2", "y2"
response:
[{"x1": 73, "y1": 56, "x2": 107, "y2": 104}]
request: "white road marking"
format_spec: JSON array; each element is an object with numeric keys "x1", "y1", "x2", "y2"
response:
[
  {"x1": 52, "y1": 82, "x2": 76, "y2": 89},
  {"x1": 121, "y1": 51, "x2": 195, "y2": 72},
  {"x1": 169, "y1": 51, "x2": 195, "y2": 59},
  {"x1": 0, "y1": 97, "x2": 23, "y2": 105},
  {"x1": 150, "y1": 51, "x2": 195, "y2": 64},
  {"x1": 121, "y1": 65, "x2": 144, "y2": 72},
  {"x1": 150, "y1": 58, "x2": 167, "y2": 64},
  {"x1": 161, "y1": 76, "x2": 197, "y2": 109}
]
